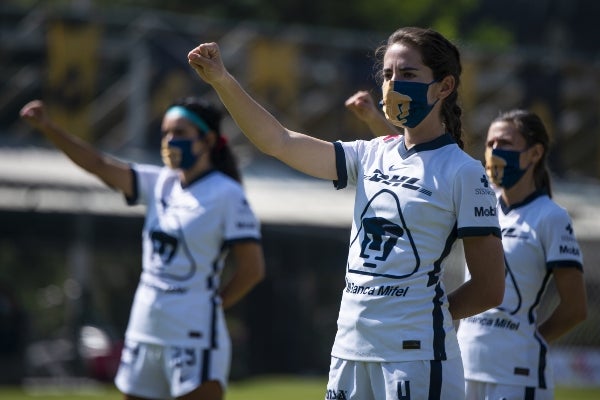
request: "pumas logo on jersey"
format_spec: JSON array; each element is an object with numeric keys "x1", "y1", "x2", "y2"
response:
[
  {"x1": 474, "y1": 206, "x2": 496, "y2": 217},
  {"x1": 366, "y1": 169, "x2": 432, "y2": 196}
]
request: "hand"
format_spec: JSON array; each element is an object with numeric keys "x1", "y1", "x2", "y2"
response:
[
  {"x1": 188, "y1": 42, "x2": 228, "y2": 86},
  {"x1": 344, "y1": 91, "x2": 380, "y2": 123},
  {"x1": 20, "y1": 100, "x2": 50, "y2": 131}
]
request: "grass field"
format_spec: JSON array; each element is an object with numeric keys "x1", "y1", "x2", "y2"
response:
[{"x1": 1, "y1": 375, "x2": 599, "y2": 399}]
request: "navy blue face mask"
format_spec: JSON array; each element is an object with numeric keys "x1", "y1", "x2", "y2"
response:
[
  {"x1": 380, "y1": 79, "x2": 439, "y2": 128},
  {"x1": 161, "y1": 138, "x2": 199, "y2": 170},
  {"x1": 485, "y1": 147, "x2": 529, "y2": 189}
]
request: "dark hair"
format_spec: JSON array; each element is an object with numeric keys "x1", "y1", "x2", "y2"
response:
[
  {"x1": 374, "y1": 27, "x2": 464, "y2": 149},
  {"x1": 491, "y1": 109, "x2": 553, "y2": 197},
  {"x1": 170, "y1": 97, "x2": 242, "y2": 183}
]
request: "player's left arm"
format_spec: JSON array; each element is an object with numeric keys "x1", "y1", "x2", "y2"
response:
[
  {"x1": 538, "y1": 266, "x2": 587, "y2": 342},
  {"x1": 220, "y1": 241, "x2": 265, "y2": 310},
  {"x1": 448, "y1": 234, "x2": 505, "y2": 320}
]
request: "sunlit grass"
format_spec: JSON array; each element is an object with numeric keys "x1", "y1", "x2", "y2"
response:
[{"x1": 0, "y1": 376, "x2": 599, "y2": 399}]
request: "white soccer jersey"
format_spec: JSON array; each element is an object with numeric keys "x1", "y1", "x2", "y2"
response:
[
  {"x1": 123, "y1": 165, "x2": 261, "y2": 348},
  {"x1": 458, "y1": 191, "x2": 583, "y2": 389},
  {"x1": 331, "y1": 133, "x2": 500, "y2": 362}
]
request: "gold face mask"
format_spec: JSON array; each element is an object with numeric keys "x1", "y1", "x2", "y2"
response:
[{"x1": 381, "y1": 80, "x2": 412, "y2": 128}]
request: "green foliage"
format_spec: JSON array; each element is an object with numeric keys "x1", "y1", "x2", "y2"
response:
[
  {"x1": 467, "y1": 21, "x2": 515, "y2": 51},
  {"x1": 6, "y1": 0, "x2": 512, "y2": 47}
]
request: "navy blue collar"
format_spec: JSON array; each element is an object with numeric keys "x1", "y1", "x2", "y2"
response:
[
  {"x1": 398, "y1": 133, "x2": 455, "y2": 159},
  {"x1": 499, "y1": 189, "x2": 548, "y2": 214},
  {"x1": 181, "y1": 168, "x2": 217, "y2": 189}
]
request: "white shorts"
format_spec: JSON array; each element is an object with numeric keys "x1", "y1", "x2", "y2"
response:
[
  {"x1": 465, "y1": 380, "x2": 553, "y2": 400},
  {"x1": 326, "y1": 356, "x2": 465, "y2": 400},
  {"x1": 114, "y1": 339, "x2": 231, "y2": 399}
]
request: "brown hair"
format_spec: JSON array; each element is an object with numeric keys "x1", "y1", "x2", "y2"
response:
[
  {"x1": 491, "y1": 109, "x2": 553, "y2": 196},
  {"x1": 375, "y1": 27, "x2": 464, "y2": 148},
  {"x1": 170, "y1": 97, "x2": 242, "y2": 183}
]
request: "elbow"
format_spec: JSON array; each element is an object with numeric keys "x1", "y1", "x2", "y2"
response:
[
  {"x1": 251, "y1": 260, "x2": 266, "y2": 287},
  {"x1": 485, "y1": 291, "x2": 504, "y2": 310},
  {"x1": 255, "y1": 263, "x2": 266, "y2": 285},
  {"x1": 573, "y1": 305, "x2": 588, "y2": 326},
  {"x1": 483, "y1": 281, "x2": 505, "y2": 310}
]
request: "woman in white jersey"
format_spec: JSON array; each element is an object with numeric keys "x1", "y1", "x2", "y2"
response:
[
  {"x1": 189, "y1": 26, "x2": 505, "y2": 400},
  {"x1": 456, "y1": 109, "x2": 588, "y2": 400},
  {"x1": 20, "y1": 97, "x2": 265, "y2": 400}
]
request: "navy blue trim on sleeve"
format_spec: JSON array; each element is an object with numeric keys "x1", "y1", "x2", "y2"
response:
[
  {"x1": 332, "y1": 141, "x2": 348, "y2": 190},
  {"x1": 222, "y1": 237, "x2": 262, "y2": 249},
  {"x1": 547, "y1": 260, "x2": 583, "y2": 272},
  {"x1": 124, "y1": 165, "x2": 139, "y2": 205},
  {"x1": 457, "y1": 226, "x2": 501, "y2": 239}
]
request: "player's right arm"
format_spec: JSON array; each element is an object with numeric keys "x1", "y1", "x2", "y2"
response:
[
  {"x1": 188, "y1": 42, "x2": 337, "y2": 181},
  {"x1": 20, "y1": 100, "x2": 134, "y2": 197}
]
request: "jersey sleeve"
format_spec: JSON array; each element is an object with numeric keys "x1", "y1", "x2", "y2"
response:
[
  {"x1": 222, "y1": 186, "x2": 262, "y2": 245},
  {"x1": 540, "y1": 206, "x2": 584, "y2": 271},
  {"x1": 453, "y1": 160, "x2": 501, "y2": 238},
  {"x1": 333, "y1": 140, "x2": 365, "y2": 189},
  {"x1": 126, "y1": 163, "x2": 162, "y2": 206}
]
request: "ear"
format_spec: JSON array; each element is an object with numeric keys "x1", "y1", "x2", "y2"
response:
[
  {"x1": 436, "y1": 75, "x2": 455, "y2": 100},
  {"x1": 529, "y1": 143, "x2": 544, "y2": 164},
  {"x1": 203, "y1": 130, "x2": 217, "y2": 149}
]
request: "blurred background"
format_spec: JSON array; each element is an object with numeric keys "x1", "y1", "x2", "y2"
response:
[{"x1": 0, "y1": 0, "x2": 599, "y2": 391}]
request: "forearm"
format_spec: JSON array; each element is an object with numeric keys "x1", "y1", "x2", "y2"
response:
[
  {"x1": 38, "y1": 120, "x2": 114, "y2": 175},
  {"x1": 364, "y1": 113, "x2": 401, "y2": 137},
  {"x1": 219, "y1": 269, "x2": 264, "y2": 310},
  {"x1": 448, "y1": 280, "x2": 500, "y2": 320},
  {"x1": 538, "y1": 304, "x2": 586, "y2": 343},
  {"x1": 36, "y1": 120, "x2": 132, "y2": 194},
  {"x1": 212, "y1": 73, "x2": 289, "y2": 157},
  {"x1": 450, "y1": 235, "x2": 505, "y2": 320}
]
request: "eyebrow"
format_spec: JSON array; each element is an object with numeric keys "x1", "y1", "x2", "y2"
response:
[{"x1": 383, "y1": 66, "x2": 420, "y2": 73}]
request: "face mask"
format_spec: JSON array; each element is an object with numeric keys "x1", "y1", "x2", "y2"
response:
[
  {"x1": 380, "y1": 79, "x2": 439, "y2": 128},
  {"x1": 485, "y1": 147, "x2": 529, "y2": 189},
  {"x1": 161, "y1": 138, "x2": 198, "y2": 170}
]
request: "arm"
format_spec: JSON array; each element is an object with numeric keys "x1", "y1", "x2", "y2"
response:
[
  {"x1": 345, "y1": 90, "x2": 401, "y2": 137},
  {"x1": 448, "y1": 234, "x2": 505, "y2": 319},
  {"x1": 188, "y1": 43, "x2": 337, "y2": 180},
  {"x1": 20, "y1": 100, "x2": 134, "y2": 197},
  {"x1": 538, "y1": 267, "x2": 587, "y2": 342},
  {"x1": 219, "y1": 241, "x2": 266, "y2": 310}
]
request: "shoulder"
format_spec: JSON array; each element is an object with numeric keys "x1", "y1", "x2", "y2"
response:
[
  {"x1": 533, "y1": 196, "x2": 574, "y2": 229},
  {"x1": 131, "y1": 163, "x2": 164, "y2": 176},
  {"x1": 338, "y1": 135, "x2": 401, "y2": 153},
  {"x1": 208, "y1": 171, "x2": 246, "y2": 196},
  {"x1": 531, "y1": 195, "x2": 570, "y2": 219}
]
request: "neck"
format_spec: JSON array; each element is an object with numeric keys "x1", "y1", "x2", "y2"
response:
[
  {"x1": 500, "y1": 176, "x2": 537, "y2": 206},
  {"x1": 402, "y1": 109, "x2": 445, "y2": 148},
  {"x1": 179, "y1": 156, "x2": 213, "y2": 186}
]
